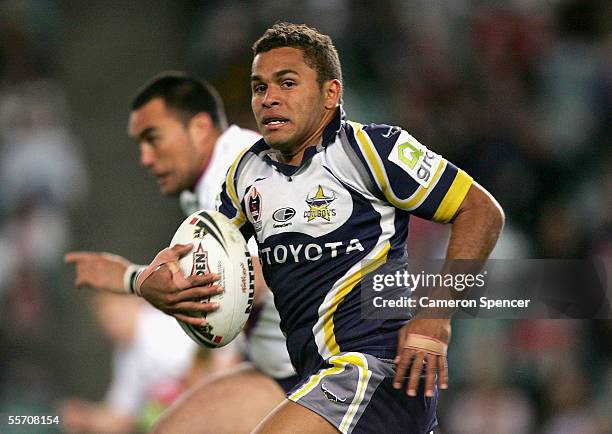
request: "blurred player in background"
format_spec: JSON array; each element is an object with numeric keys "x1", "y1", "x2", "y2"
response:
[
  {"x1": 59, "y1": 292, "x2": 194, "y2": 433},
  {"x1": 137, "y1": 24, "x2": 504, "y2": 433},
  {"x1": 65, "y1": 72, "x2": 298, "y2": 433}
]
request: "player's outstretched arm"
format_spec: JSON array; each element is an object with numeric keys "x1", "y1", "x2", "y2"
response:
[
  {"x1": 135, "y1": 244, "x2": 223, "y2": 326},
  {"x1": 65, "y1": 251, "x2": 136, "y2": 294},
  {"x1": 393, "y1": 182, "x2": 504, "y2": 397}
]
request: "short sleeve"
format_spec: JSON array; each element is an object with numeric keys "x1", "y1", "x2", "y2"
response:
[{"x1": 347, "y1": 121, "x2": 473, "y2": 223}]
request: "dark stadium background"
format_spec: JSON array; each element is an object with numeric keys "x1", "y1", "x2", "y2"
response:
[{"x1": 0, "y1": 1, "x2": 610, "y2": 432}]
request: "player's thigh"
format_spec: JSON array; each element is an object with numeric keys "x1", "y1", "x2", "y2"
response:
[
  {"x1": 152, "y1": 362, "x2": 285, "y2": 434},
  {"x1": 252, "y1": 399, "x2": 338, "y2": 434}
]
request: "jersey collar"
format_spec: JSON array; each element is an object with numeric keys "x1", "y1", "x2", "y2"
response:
[{"x1": 250, "y1": 106, "x2": 345, "y2": 176}]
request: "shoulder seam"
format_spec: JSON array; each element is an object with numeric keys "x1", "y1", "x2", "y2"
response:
[{"x1": 339, "y1": 124, "x2": 381, "y2": 199}]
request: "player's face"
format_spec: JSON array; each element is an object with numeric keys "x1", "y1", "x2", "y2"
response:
[
  {"x1": 128, "y1": 98, "x2": 203, "y2": 196},
  {"x1": 251, "y1": 47, "x2": 339, "y2": 156}
]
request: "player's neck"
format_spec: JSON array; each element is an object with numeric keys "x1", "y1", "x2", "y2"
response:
[
  {"x1": 277, "y1": 141, "x2": 312, "y2": 166},
  {"x1": 277, "y1": 111, "x2": 335, "y2": 166},
  {"x1": 190, "y1": 128, "x2": 224, "y2": 191}
]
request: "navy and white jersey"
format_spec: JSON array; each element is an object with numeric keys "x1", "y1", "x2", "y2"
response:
[{"x1": 218, "y1": 108, "x2": 473, "y2": 377}]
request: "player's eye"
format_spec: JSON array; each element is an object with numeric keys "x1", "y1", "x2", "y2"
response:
[
  {"x1": 253, "y1": 84, "x2": 266, "y2": 94},
  {"x1": 281, "y1": 80, "x2": 296, "y2": 89},
  {"x1": 146, "y1": 135, "x2": 160, "y2": 146}
]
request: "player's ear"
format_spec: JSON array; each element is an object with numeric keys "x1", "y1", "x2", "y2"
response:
[
  {"x1": 188, "y1": 112, "x2": 214, "y2": 141},
  {"x1": 323, "y1": 79, "x2": 342, "y2": 110}
]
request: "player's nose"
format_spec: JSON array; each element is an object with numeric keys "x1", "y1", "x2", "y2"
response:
[
  {"x1": 262, "y1": 86, "x2": 281, "y2": 108},
  {"x1": 139, "y1": 144, "x2": 156, "y2": 168}
]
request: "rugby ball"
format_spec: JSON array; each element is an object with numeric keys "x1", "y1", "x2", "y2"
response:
[{"x1": 170, "y1": 210, "x2": 254, "y2": 348}]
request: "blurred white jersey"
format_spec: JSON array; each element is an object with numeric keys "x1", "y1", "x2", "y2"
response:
[{"x1": 179, "y1": 125, "x2": 295, "y2": 379}]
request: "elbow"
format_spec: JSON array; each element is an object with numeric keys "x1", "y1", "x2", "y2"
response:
[{"x1": 489, "y1": 194, "x2": 505, "y2": 237}]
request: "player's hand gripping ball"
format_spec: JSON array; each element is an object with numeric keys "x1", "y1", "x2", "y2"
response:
[{"x1": 170, "y1": 210, "x2": 254, "y2": 348}]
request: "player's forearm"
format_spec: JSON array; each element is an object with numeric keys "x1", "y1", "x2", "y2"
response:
[{"x1": 65, "y1": 251, "x2": 146, "y2": 295}]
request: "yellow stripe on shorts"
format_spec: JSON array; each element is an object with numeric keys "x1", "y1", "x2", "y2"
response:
[
  {"x1": 288, "y1": 353, "x2": 373, "y2": 434},
  {"x1": 339, "y1": 353, "x2": 371, "y2": 433}
]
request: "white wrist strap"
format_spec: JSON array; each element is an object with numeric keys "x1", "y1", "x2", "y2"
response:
[{"x1": 123, "y1": 264, "x2": 145, "y2": 295}]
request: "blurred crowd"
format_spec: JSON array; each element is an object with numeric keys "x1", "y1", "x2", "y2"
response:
[
  {"x1": 0, "y1": 1, "x2": 610, "y2": 433},
  {"x1": 0, "y1": 1, "x2": 89, "y2": 431}
]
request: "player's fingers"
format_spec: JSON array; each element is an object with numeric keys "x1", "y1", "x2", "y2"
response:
[
  {"x1": 170, "y1": 243, "x2": 193, "y2": 258},
  {"x1": 407, "y1": 352, "x2": 425, "y2": 396},
  {"x1": 394, "y1": 327, "x2": 408, "y2": 365},
  {"x1": 393, "y1": 348, "x2": 414, "y2": 389},
  {"x1": 173, "y1": 313, "x2": 208, "y2": 327},
  {"x1": 438, "y1": 355, "x2": 449, "y2": 390},
  {"x1": 167, "y1": 261, "x2": 192, "y2": 290},
  {"x1": 424, "y1": 353, "x2": 438, "y2": 397},
  {"x1": 73, "y1": 267, "x2": 92, "y2": 287},
  {"x1": 172, "y1": 285, "x2": 224, "y2": 302},
  {"x1": 186, "y1": 272, "x2": 220, "y2": 288},
  {"x1": 138, "y1": 245, "x2": 194, "y2": 291},
  {"x1": 170, "y1": 300, "x2": 219, "y2": 314},
  {"x1": 149, "y1": 246, "x2": 188, "y2": 271}
]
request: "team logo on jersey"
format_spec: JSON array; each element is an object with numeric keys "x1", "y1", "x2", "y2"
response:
[
  {"x1": 388, "y1": 133, "x2": 442, "y2": 188},
  {"x1": 304, "y1": 185, "x2": 337, "y2": 222},
  {"x1": 248, "y1": 187, "x2": 263, "y2": 231}
]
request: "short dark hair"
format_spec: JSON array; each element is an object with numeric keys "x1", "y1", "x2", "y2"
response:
[
  {"x1": 252, "y1": 22, "x2": 342, "y2": 89},
  {"x1": 131, "y1": 71, "x2": 227, "y2": 128}
]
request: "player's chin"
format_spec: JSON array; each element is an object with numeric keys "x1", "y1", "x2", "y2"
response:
[
  {"x1": 264, "y1": 134, "x2": 294, "y2": 153},
  {"x1": 158, "y1": 182, "x2": 181, "y2": 197}
]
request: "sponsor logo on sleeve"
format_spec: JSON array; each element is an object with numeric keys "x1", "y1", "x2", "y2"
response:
[{"x1": 388, "y1": 133, "x2": 442, "y2": 188}]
